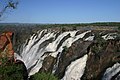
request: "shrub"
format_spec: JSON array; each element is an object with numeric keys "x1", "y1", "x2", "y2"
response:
[
  {"x1": 91, "y1": 33, "x2": 106, "y2": 54},
  {"x1": 30, "y1": 72, "x2": 58, "y2": 80},
  {"x1": 0, "y1": 58, "x2": 24, "y2": 80},
  {"x1": 118, "y1": 26, "x2": 120, "y2": 31}
]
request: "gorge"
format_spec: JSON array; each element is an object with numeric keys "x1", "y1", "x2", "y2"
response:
[{"x1": 0, "y1": 24, "x2": 120, "y2": 80}]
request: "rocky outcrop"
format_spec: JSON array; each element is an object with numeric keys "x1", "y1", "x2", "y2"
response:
[
  {"x1": 0, "y1": 32, "x2": 28, "y2": 80},
  {"x1": 40, "y1": 55, "x2": 56, "y2": 73},
  {"x1": 54, "y1": 41, "x2": 92, "y2": 79},
  {"x1": 82, "y1": 40, "x2": 120, "y2": 80},
  {"x1": 0, "y1": 32, "x2": 14, "y2": 64}
]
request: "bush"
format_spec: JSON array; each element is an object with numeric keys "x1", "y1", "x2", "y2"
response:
[
  {"x1": 30, "y1": 72, "x2": 58, "y2": 80},
  {"x1": 118, "y1": 26, "x2": 120, "y2": 32},
  {"x1": 0, "y1": 58, "x2": 24, "y2": 80},
  {"x1": 91, "y1": 33, "x2": 106, "y2": 54}
]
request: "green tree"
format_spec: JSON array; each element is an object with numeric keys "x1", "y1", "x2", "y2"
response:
[{"x1": 0, "y1": 0, "x2": 18, "y2": 18}]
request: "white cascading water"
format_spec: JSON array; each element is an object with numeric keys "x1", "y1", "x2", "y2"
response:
[
  {"x1": 85, "y1": 36, "x2": 94, "y2": 41},
  {"x1": 102, "y1": 63, "x2": 120, "y2": 80},
  {"x1": 61, "y1": 54, "x2": 88, "y2": 80},
  {"x1": 14, "y1": 30, "x2": 92, "y2": 77},
  {"x1": 102, "y1": 33, "x2": 117, "y2": 40}
]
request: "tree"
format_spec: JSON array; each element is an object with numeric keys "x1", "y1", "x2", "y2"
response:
[{"x1": 0, "y1": 0, "x2": 18, "y2": 18}]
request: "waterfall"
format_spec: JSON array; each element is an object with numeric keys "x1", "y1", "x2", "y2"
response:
[
  {"x1": 14, "y1": 30, "x2": 92, "y2": 76},
  {"x1": 61, "y1": 54, "x2": 88, "y2": 80},
  {"x1": 102, "y1": 63, "x2": 120, "y2": 80}
]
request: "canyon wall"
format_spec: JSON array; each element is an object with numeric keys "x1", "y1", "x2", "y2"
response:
[{"x1": 0, "y1": 26, "x2": 120, "y2": 80}]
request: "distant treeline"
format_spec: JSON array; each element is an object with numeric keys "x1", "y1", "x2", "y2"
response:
[
  {"x1": 49, "y1": 22, "x2": 120, "y2": 27},
  {"x1": 0, "y1": 22, "x2": 120, "y2": 28},
  {"x1": 31, "y1": 22, "x2": 120, "y2": 28}
]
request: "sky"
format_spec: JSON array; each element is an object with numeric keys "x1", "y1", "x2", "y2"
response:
[{"x1": 0, "y1": 0, "x2": 120, "y2": 23}]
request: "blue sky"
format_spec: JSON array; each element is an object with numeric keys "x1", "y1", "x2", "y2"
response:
[{"x1": 0, "y1": 0, "x2": 120, "y2": 23}]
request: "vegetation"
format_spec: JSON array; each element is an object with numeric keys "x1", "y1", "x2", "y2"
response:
[
  {"x1": 118, "y1": 26, "x2": 120, "y2": 31},
  {"x1": 0, "y1": 56, "x2": 58, "y2": 80},
  {"x1": 63, "y1": 46, "x2": 68, "y2": 53},
  {"x1": 91, "y1": 33, "x2": 106, "y2": 54},
  {"x1": 0, "y1": 58, "x2": 24, "y2": 80},
  {"x1": 30, "y1": 72, "x2": 58, "y2": 80},
  {"x1": 117, "y1": 27, "x2": 120, "y2": 40}
]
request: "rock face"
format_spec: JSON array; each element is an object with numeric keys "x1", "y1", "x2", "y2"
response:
[
  {"x1": 0, "y1": 28, "x2": 120, "y2": 80},
  {"x1": 82, "y1": 40, "x2": 120, "y2": 80},
  {"x1": 61, "y1": 54, "x2": 88, "y2": 80},
  {"x1": 54, "y1": 40, "x2": 92, "y2": 79},
  {"x1": 0, "y1": 32, "x2": 14, "y2": 64}
]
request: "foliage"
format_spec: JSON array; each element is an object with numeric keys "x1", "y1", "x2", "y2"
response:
[
  {"x1": 30, "y1": 72, "x2": 58, "y2": 80},
  {"x1": 0, "y1": 57, "x2": 24, "y2": 80},
  {"x1": 91, "y1": 33, "x2": 106, "y2": 54},
  {"x1": 0, "y1": 0, "x2": 18, "y2": 18},
  {"x1": 63, "y1": 46, "x2": 68, "y2": 53},
  {"x1": 118, "y1": 26, "x2": 120, "y2": 31},
  {"x1": 117, "y1": 26, "x2": 120, "y2": 40}
]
